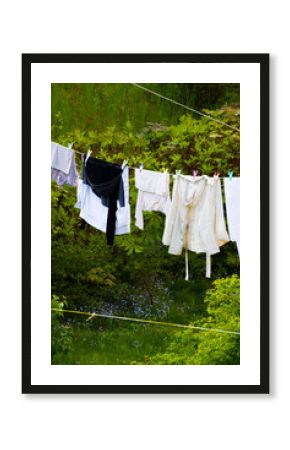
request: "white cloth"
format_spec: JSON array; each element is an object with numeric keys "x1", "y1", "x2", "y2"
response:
[
  {"x1": 224, "y1": 177, "x2": 240, "y2": 255},
  {"x1": 163, "y1": 174, "x2": 229, "y2": 278},
  {"x1": 51, "y1": 142, "x2": 79, "y2": 187},
  {"x1": 75, "y1": 166, "x2": 131, "y2": 235},
  {"x1": 51, "y1": 142, "x2": 74, "y2": 174},
  {"x1": 135, "y1": 168, "x2": 171, "y2": 230}
]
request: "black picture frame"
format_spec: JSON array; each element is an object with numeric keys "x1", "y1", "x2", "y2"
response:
[{"x1": 22, "y1": 53, "x2": 269, "y2": 394}]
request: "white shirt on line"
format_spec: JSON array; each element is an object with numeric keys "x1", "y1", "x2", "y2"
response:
[{"x1": 134, "y1": 168, "x2": 171, "y2": 230}]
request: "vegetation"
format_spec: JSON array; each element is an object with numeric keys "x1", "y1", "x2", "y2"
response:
[
  {"x1": 51, "y1": 83, "x2": 240, "y2": 365},
  {"x1": 52, "y1": 83, "x2": 240, "y2": 135}
]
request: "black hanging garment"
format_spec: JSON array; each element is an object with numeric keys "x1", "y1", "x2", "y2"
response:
[{"x1": 83, "y1": 156, "x2": 125, "y2": 245}]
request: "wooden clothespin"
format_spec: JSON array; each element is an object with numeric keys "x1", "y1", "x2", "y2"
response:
[{"x1": 85, "y1": 148, "x2": 92, "y2": 166}]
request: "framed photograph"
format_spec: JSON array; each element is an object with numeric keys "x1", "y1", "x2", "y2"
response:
[{"x1": 22, "y1": 53, "x2": 269, "y2": 394}]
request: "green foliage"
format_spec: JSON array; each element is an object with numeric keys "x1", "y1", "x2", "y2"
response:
[
  {"x1": 52, "y1": 322, "x2": 173, "y2": 365},
  {"x1": 191, "y1": 275, "x2": 240, "y2": 365},
  {"x1": 140, "y1": 275, "x2": 240, "y2": 365},
  {"x1": 51, "y1": 294, "x2": 66, "y2": 324},
  {"x1": 52, "y1": 108, "x2": 240, "y2": 177},
  {"x1": 51, "y1": 83, "x2": 240, "y2": 136},
  {"x1": 53, "y1": 275, "x2": 239, "y2": 365},
  {"x1": 51, "y1": 295, "x2": 73, "y2": 362},
  {"x1": 51, "y1": 83, "x2": 240, "y2": 365}
]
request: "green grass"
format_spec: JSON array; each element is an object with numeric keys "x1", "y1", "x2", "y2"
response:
[
  {"x1": 52, "y1": 321, "x2": 185, "y2": 365},
  {"x1": 51, "y1": 275, "x2": 240, "y2": 366},
  {"x1": 51, "y1": 283, "x2": 208, "y2": 365}
]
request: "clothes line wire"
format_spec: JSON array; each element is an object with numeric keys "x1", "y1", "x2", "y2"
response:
[
  {"x1": 131, "y1": 83, "x2": 240, "y2": 133},
  {"x1": 71, "y1": 149, "x2": 138, "y2": 172},
  {"x1": 63, "y1": 146, "x2": 234, "y2": 178},
  {"x1": 72, "y1": 149, "x2": 84, "y2": 156},
  {"x1": 72, "y1": 151, "x2": 172, "y2": 174},
  {"x1": 51, "y1": 308, "x2": 240, "y2": 335}
]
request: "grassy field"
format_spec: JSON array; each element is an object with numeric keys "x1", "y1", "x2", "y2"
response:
[{"x1": 52, "y1": 321, "x2": 178, "y2": 365}]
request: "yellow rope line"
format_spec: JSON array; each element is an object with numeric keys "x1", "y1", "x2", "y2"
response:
[{"x1": 51, "y1": 308, "x2": 240, "y2": 336}]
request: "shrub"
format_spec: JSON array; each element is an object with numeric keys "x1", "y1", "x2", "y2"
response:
[
  {"x1": 51, "y1": 295, "x2": 73, "y2": 362},
  {"x1": 144, "y1": 275, "x2": 240, "y2": 365}
]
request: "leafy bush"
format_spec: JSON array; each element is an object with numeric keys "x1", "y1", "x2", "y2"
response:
[
  {"x1": 52, "y1": 109, "x2": 240, "y2": 177},
  {"x1": 142, "y1": 275, "x2": 240, "y2": 365},
  {"x1": 51, "y1": 295, "x2": 73, "y2": 362},
  {"x1": 192, "y1": 274, "x2": 240, "y2": 365}
]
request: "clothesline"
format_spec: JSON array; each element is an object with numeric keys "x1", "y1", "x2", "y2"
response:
[
  {"x1": 65, "y1": 147, "x2": 235, "y2": 178},
  {"x1": 51, "y1": 308, "x2": 240, "y2": 335},
  {"x1": 131, "y1": 83, "x2": 240, "y2": 133},
  {"x1": 52, "y1": 141, "x2": 240, "y2": 279},
  {"x1": 72, "y1": 147, "x2": 170, "y2": 173}
]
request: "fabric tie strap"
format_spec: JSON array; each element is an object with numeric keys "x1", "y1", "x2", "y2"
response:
[
  {"x1": 185, "y1": 249, "x2": 189, "y2": 281},
  {"x1": 206, "y1": 253, "x2": 211, "y2": 278}
]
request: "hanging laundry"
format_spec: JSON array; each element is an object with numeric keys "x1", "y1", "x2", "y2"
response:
[
  {"x1": 224, "y1": 177, "x2": 240, "y2": 256},
  {"x1": 162, "y1": 174, "x2": 229, "y2": 279},
  {"x1": 76, "y1": 156, "x2": 130, "y2": 245},
  {"x1": 134, "y1": 168, "x2": 171, "y2": 230},
  {"x1": 51, "y1": 142, "x2": 79, "y2": 187}
]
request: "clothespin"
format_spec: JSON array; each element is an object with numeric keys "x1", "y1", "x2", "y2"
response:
[
  {"x1": 175, "y1": 169, "x2": 182, "y2": 175},
  {"x1": 163, "y1": 168, "x2": 168, "y2": 173},
  {"x1": 85, "y1": 148, "x2": 92, "y2": 166},
  {"x1": 228, "y1": 170, "x2": 234, "y2": 180},
  {"x1": 122, "y1": 160, "x2": 128, "y2": 170},
  {"x1": 193, "y1": 170, "x2": 198, "y2": 177},
  {"x1": 139, "y1": 163, "x2": 144, "y2": 172},
  {"x1": 213, "y1": 171, "x2": 220, "y2": 178},
  {"x1": 86, "y1": 312, "x2": 96, "y2": 322},
  {"x1": 68, "y1": 142, "x2": 74, "y2": 149}
]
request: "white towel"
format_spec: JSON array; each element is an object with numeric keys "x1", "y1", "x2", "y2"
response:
[{"x1": 224, "y1": 177, "x2": 240, "y2": 255}]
